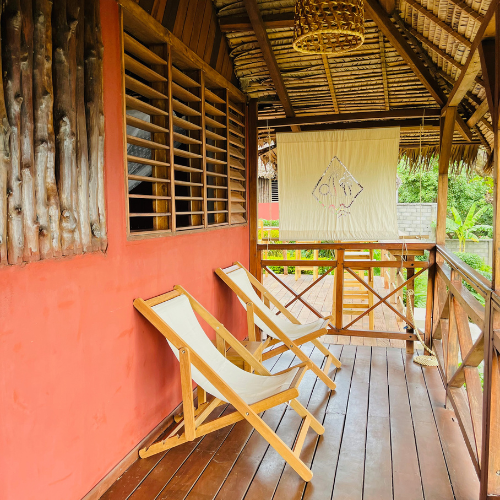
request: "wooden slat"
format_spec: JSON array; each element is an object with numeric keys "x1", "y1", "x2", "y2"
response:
[
  {"x1": 127, "y1": 155, "x2": 169, "y2": 167},
  {"x1": 205, "y1": 116, "x2": 226, "y2": 129},
  {"x1": 123, "y1": 32, "x2": 167, "y2": 66},
  {"x1": 171, "y1": 66, "x2": 200, "y2": 88},
  {"x1": 205, "y1": 102, "x2": 226, "y2": 116},
  {"x1": 172, "y1": 81, "x2": 201, "y2": 102},
  {"x1": 124, "y1": 54, "x2": 167, "y2": 82},
  {"x1": 127, "y1": 174, "x2": 170, "y2": 183},
  {"x1": 172, "y1": 98, "x2": 201, "y2": 116},
  {"x1": 126, "y1": 115, "x2": 169, "y2": 134},
  {"x1": 129, "y1": 212, "x2": 171, "y2": 217},
  {"x1": 173, "y1": 148, "x2": 203, "y2": 160},
  {"x1": 172, "y1": 132, "x2": 202, "y2": 146},
  {"x1": 206, "y1": 157, "x2": 227, "y2": 165},
  {"x1": 206, "y1": 129, "x2": 226, "y2": 141},
  {"x1": 127, "y1": 135, "x2": 169, "y2": 150},
  {"x1": 173, "y1": 115, "x2": 202, "y2": 131},
  {"x1": 206, "y1": 143, "x2": 226, "y2": 153},
  {"x1": 205, "y1": 87, "x2": 225, "y2": 104},
  {"x1": 125, "y1": 74, "x2": 167, "y2": 100},
  {"x1": 126, "y1": 95, "x2": 168, "y2": 116}
]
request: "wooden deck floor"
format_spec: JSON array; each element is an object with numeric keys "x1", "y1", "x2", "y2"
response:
[{"x1": 100, "y1": 344, "x2": 479, "y2": 500}]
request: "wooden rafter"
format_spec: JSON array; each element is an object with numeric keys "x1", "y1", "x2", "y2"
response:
[
  {"x1": 378, "y1": 32, "x2": 390, "y2": 110},
  {"x1": 364, "y1": 0, "x2": 447, "y2": 107},
  {"x1": 241, "y1": 0, "x2": 299, "y2": 132},
  {"x1": 258, "y1": 108, "x2": 440, "y2": 128},
  {"x1": 151, "y1": 0, "x2": 167, "y2": 22},
  {"x1": 467, "y1": 100, "x2": 489, "y2": 128},
  {"x1": 219, "y1": 12, "x2": 294, "y2": 32},
  {"x1": 443, "y1": 0, "x2": 498, "y2": 111},
  {"x1": 402, "y1": 0, "x2": 472, "y2": 48},
  {"x1": 322, "y1": 55, "x2": 339, "y2": 113}
]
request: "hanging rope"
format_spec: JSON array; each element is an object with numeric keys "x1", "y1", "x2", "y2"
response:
[{"x1": 406, "y1": 289, "x2": 438, "y2": 366}]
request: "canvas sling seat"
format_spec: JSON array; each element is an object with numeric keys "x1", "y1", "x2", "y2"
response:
[
  {"x1": 133, "y1": 285, "x2": 325, "y2": 481},
  {"x1": 215, "y1": 263, "x2": 341, "y2": 391}
]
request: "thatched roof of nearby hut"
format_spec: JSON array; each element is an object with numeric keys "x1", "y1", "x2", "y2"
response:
[{"x1": 212, "y1": 0, "x2": 494, "y2": 174}]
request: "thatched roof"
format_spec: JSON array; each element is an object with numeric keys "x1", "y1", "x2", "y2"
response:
[{"x1": 212, "y1": 0, "x2": 494, "y2": 174}]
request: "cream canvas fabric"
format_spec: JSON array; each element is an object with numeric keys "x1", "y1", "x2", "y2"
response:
[
  {"x1": 277, "y1": 128, "x2": 400, "y2": 241},
  {"x1": 152, "y1": 295, "x2": 299, "y2": 405},
  {"x1": 227, "y1": 268, "x2": 329, "y2": 340}
]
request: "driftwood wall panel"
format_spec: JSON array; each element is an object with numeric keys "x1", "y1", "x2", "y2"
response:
[{"x1": 0, "y1": 0, "x2": 106, "y2": 265}]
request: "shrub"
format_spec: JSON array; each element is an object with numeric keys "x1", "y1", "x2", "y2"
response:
[{"x1": 455, "y1": 252, "x2": 485, "y2": 271}]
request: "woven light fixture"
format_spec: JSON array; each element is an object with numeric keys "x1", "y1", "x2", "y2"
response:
[{"x1": 293, "y1": 0, "x2": 365, "y2": 55}]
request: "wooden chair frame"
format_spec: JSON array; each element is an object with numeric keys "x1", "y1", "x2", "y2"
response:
[
  {"x1": 215, "y1": 262, "x2": 341, "y2": 391},
  {"x1": 133, "y1": 285, "x2": 325, "y2": 481}
]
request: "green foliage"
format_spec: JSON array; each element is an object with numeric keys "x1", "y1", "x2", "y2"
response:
[
  {"x1": 446, "y1": 203, "x2": 492, "y2": 251},
  {"x1": 397, "y1": 164, "x2": 493, "y2": 236},
  {"x1": 455, "y1": 252, "x2": 492, "y2": 305}
]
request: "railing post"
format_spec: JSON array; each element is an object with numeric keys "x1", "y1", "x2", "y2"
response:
[
  {"x1": 334, "y1": 249, "x2": 344, "y2": 330},
  {"x1": 406, "y1": 256, "x2": 415, "y2": 354},
  {"x1": 425, "y1": 247, "x2": 436, "y2": 349}
]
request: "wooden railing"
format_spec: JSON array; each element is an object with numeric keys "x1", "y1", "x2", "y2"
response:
[
  {"x1": 433, "y1": 246, "x2": 499, "y2": 499},
  {"x1": 256, "y1": 241, "x2": 499, "y2": 497},
  {"x1": 257, "y1": 242, "x2": 434, "y2": 351}
]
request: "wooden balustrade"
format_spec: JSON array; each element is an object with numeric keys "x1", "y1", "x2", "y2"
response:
[{"x1": 255, "y1": 241, "x2": 499, "y2": 496}]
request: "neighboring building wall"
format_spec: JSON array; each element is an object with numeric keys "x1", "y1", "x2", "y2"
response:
[
  {"x1": 0, "y1": 2, "x2": 249, "y2": 500},
  {"x1": 445, "y1": 238, "x2": 493, "y2": 265},
  {"x1": 397, "y1": 203, "x2": 437, "y2": 238}
]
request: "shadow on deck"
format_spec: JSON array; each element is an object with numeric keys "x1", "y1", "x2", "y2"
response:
[{"x1": 100, "y1": 340, "x2": 478, "y2": 500}]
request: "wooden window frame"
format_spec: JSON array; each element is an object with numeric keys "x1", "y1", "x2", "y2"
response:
[{"x1": 119, "y1": 12, "x2": 247, "y2": 240}]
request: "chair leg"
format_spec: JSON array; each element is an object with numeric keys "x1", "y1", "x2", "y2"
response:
[
  {"x1": 288, "y1": 343, "x2": 337, "y2": 390},
  {"x1": 290, "y1": 399, "x2": 324, "y2": 435},
  {"x1": 311, "y1": 338, "x2": 342, "y2": 369}
]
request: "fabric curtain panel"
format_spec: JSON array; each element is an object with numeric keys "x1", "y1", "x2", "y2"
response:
[{"x1": 277, "y1": 128, "x2": 400, "y2": 241}]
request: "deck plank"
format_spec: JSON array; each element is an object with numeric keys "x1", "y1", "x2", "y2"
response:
[
  {"x1": 302, "y1": 345, "x2": 356, "y2": 500},
  {"x1": 364, "y1": 346, "x2": 393, "y2": 500},
  {"x1": 331, "y1": 346, "x2": 371, "y2": 500},
  {"x1": 387, "y1": 348, "x2": 424, "y2": 500},
  {"x1": 403, "y1": 351, "x2": 455, "y2": 500}
]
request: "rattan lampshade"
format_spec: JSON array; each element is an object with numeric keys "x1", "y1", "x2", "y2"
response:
[{"x1": 293, "y1": 0, "x2": 365, "y2": 55}]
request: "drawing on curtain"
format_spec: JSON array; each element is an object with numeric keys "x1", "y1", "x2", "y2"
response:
[{"x1": 312, "y1": 156, "x2": 364, "y2": 217}]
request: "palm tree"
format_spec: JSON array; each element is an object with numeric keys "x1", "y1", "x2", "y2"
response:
[{"x1": 446, "y1": 203, "x2": 492, "y2": 252}]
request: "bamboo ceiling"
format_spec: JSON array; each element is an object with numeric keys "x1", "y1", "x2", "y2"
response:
[{"x1": 211, "y1": 0, "x2": 494, "y2": 172}]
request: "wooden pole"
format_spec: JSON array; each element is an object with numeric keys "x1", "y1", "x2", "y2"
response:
[
  {"x1": 248, "y1": 99, "x2": 259, "y2": 280},
  {"x1": 76, "y1": 0, "x2": 91, "y2": 252},
  {"x1": 0, "y1": 6, "x2": 12, "y2": 266},
  {"x1": 33, "y1": 0, "x2": 60, "y2": 259},
  {"x1": 436, "y1": 106, "x2": 457, "y2": 245},
  {"x1": 3, "y1": 0, "x2": 25, "y2": 264},
  {"x1": 20, "y1": 0, "x2": 39, "y2": 261},
  {"x1": 479, "y1": 8, "x2": 500, "y2": 497}
]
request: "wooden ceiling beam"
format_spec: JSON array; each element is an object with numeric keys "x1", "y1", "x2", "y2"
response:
[
  {"x1": 258, "y1": 108, "x2": 441, "y2": 128},
  {"x1": 291, "y1": 118, "x2": 440, "y2": 132},
  {"x1": 467, "y1": 99, "x2": 489, "y2": 128},
  {"x1": 378, "y1": 32, "x2": 390, "y2": 110},
  {"x1": 442, "y1": 0, "x2": 498, "y2": 111},
  {"x1": 219, "y1": 12, "x2": 294, "y2": 32},
  {"x1": 242, "y1": 0, "x2": 299, "y2": 131},
  {"x1": 322, "y1": 55, "x2": 340, "y2": 113}
]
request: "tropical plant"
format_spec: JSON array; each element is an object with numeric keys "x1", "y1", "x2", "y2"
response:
[{"x1": 446, "y1": 203, "x2": 492, "y2": 252}]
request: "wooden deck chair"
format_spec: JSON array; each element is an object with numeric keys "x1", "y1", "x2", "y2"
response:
[
  {"x1": 133, "y1": 286, "x2": 325, "y2": 481},
  {"x1": 215, "y1": 263, "x2": 341, "y2": 391}
]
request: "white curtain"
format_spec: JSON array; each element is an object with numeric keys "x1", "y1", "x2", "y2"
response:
[{"x1": 277, "y1": 127, "x2": 400, "y2": 241}]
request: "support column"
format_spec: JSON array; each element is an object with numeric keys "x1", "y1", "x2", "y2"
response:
[
  {"x1": 479, "y1": 19, "x2": 500, "y2": 498},
  {"x1": 436, "y1": 106, "x2": 457, "y2": 246},
  {"x1": 248, "y1": 99, "x2": 259, "y2": 280}
]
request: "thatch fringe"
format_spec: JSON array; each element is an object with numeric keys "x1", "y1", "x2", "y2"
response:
[{"x1": 398, "y1": 144, "x2": 490, "y2": 175}]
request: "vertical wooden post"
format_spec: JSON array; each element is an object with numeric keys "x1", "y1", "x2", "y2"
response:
[
  {"x1": 166, "y1": 44, "x2": 176, "y2": 232},
  {"x1": 248, "y1": 99, "x2": 259, "y2": 280},
  {"x1": 424, "y1": 247, "x2": 436, "y2": 348},
  {"x1": 406, "y1": 256, "x2": 415, "y2": 354},
  {"x1": 335, "y1": 249, "x2": 344, "y2": 330},
  {"x1": 479, "y1": 16, "x2": 500, "y2": 498},
  {"x1": 436, "y1": 106, "x2": 457, "y2": 246}
]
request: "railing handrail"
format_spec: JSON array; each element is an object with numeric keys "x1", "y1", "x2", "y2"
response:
[
  {"x1": 436, "y1": 245, "x2": 492, "y2": 295},
  {"x1": 257, "y1": 242, "x2": 435, "y2": 251}
]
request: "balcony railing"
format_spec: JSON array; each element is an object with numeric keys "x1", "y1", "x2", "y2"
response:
[{"x1": 256, "y1": 237, "x2": 500, "y2": 499}]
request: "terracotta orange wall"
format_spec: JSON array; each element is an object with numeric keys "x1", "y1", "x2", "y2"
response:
[
  {"x1": 259, "y1": 202, "x2": 279, "y2": 220},
  {"x1": 0, "y1": 1, "x2": 249, "y2": 499}
]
